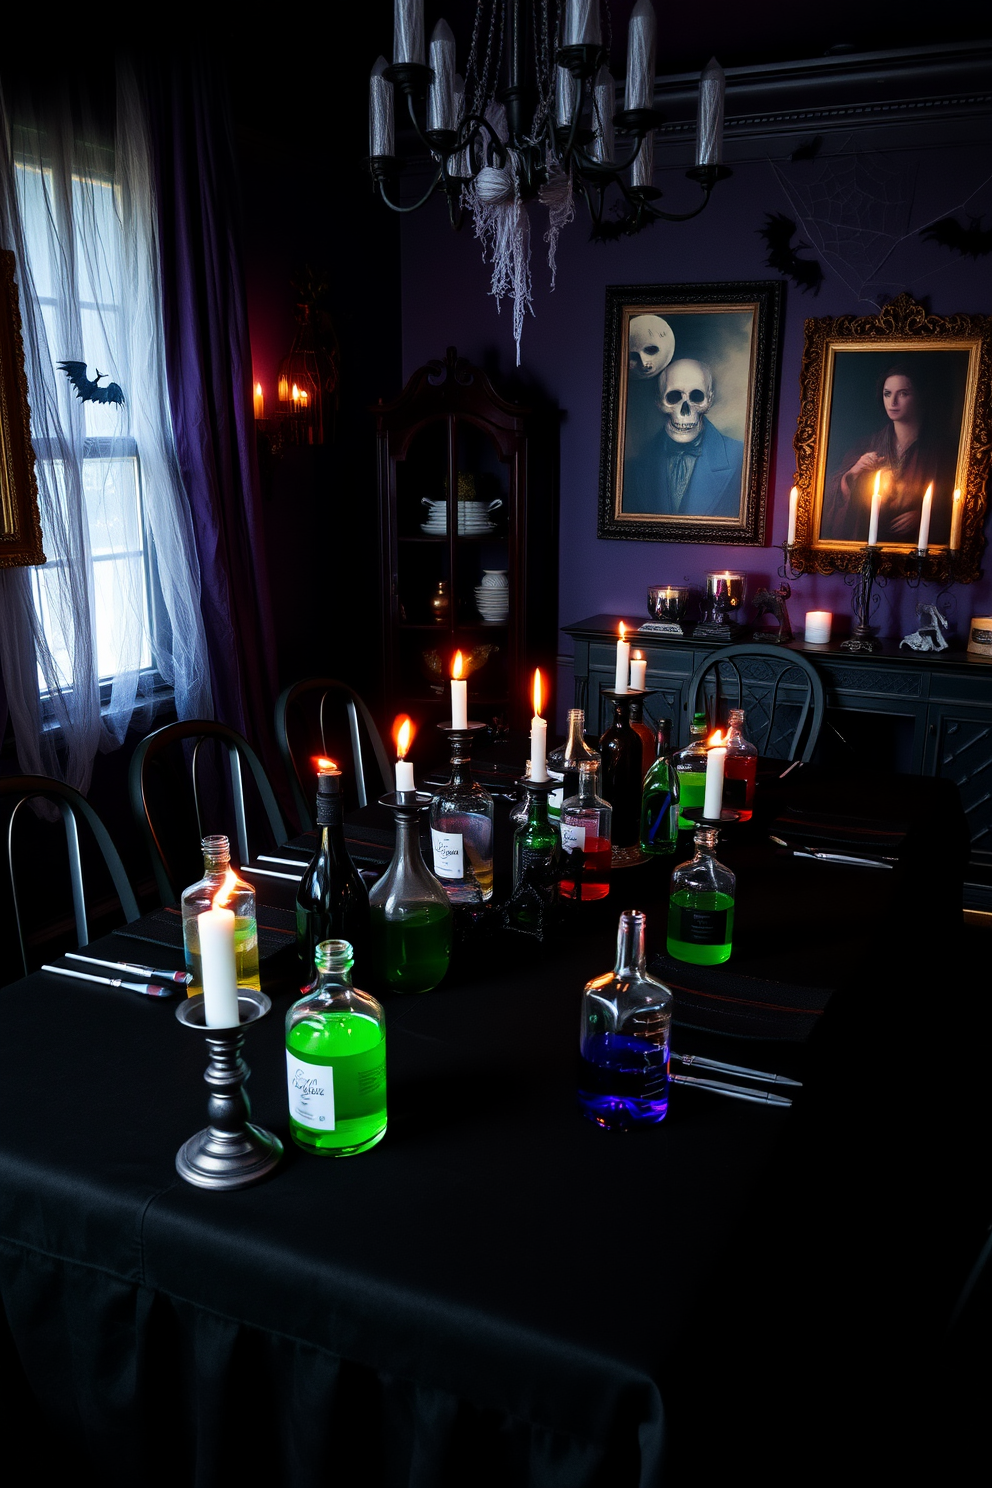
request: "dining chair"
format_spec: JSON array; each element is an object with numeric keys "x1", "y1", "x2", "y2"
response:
[
  {"x1": 275, "y1": 678, "x2": 392, "y2": 829},
  {"x1": 1, "y1": 775, "x2": 141, "y2": 978},
  {"x1": 129, "y1": 720, "x2": 288, "y2": 904},
  {"x1": 684, "y1": 644, "x2": 826, "y2": 760}
]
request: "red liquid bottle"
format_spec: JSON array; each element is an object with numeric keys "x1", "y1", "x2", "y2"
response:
[
  {"x1": 560, "y1": 761, "x2": 612, "y2": 900},
  {"x1": 723, "y1": 708, "x2": 757, "y2": 821}
]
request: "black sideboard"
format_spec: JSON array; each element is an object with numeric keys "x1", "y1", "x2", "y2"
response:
[{"x1": 563, "y1": 613, "x2": 992, "y2": 911}]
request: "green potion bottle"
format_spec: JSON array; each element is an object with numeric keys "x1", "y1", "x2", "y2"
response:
[
  {"x1": 285, "y1": 939, "x2": 387, "y2": 1156},
  {"x1": 370, "y1": 792, "x2": 453, "y2": 993},
  {"x1": 674, "y1": 711, "x2": 710, "y2": 829},
  {"x1": 639, "y1": 718, "x2": 679, "y2": 857},
  {"x1": 666, "y1": 826, "x2": 735, "y2": 965}
]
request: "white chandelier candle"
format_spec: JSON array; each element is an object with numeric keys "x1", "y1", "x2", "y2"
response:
[
  {"x1": 563, "y1": 0, "x2": 601, "y2": 46},
  {"x1": 695, "y1": 57, "x2": 726, "y2": 167},
  {"x1": 392, "y1": 0, "x2": 425, "y2": 65},
  {"x1": 427, "y1": 20, "x2": 456, "y2": 134},
  {"x1": 625, "y1": 0, "x2": 656, "y2": 113},
  {"x1": 369, "y1": 57, "x2": 395, "y2": 157},
  {"x1": 591, "y1": 67, "x2": 616, "y2": 163}
]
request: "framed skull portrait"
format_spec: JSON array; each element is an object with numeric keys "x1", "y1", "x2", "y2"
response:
[{"x1": 597, "y1": 281, "x2": 783, "y2": 544}]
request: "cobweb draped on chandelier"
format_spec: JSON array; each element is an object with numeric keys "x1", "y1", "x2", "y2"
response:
[{"x1": 369, "y1": 0, "x2": 729, "y2": 361}]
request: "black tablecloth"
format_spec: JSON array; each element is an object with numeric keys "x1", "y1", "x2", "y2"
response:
[{"x1": 0, "y1": 770, "x2": 983, "y2": 1486}]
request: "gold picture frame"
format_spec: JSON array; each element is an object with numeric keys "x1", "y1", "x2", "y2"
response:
[
  {"x1": 791, "y1": 293, "x2": 991, "y2": 582},
  {"x1": 0, "y1": 249, "x2": 44, "y2": 568}
]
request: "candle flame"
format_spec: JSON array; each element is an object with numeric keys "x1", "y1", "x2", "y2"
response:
[
  {"x1": 393, "y1": 715, "x2": 414, "y2": 759},
  {"x1": 292, "y1": 382, "x2": 300, "y2": 400},
  {"x1": 872, "y1": 471, "x2": 881, "y2": 498},
  {"x1": 254, "y1": 382, "x2": 262, "y2": 397},
  {"x1": 632, "y1": 649, "x2": 643, "y2": 661},
  {"x1": 618, "y1": 621, "x2": 627, "y2": 641},
  {"x1": 452, "y1": 650, "x2": 464, "y2": 680},
  {"x1": 707, "y1": 730, "x2": 726, "y2": 748},
  {"x1": 532, "y1": 668, "x2": 544, "y2": 718},
  {"x1": 212, "y1": 868, "x2": 239, "y2": 911},
  {"x1": 923, "y1": 482, "x2": 933, "y2": 501},
  {"x1": 314, "y1": 756, "x2": 338, "y2": 773},
  {"x1": 953, "y1": 488, "x2": 962, "y2": 502}
]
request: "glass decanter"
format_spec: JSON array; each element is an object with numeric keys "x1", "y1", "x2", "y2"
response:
[
  {"x1": 578, "y1": 909, "x2": 673, "y2": 1129},
  {"x1": 723, "y1": 708, "x2": 758, "y2": 822},
  {"x1": 666, "y1": 826, "x2": 735, "y2": 965},
  {"x1": 560, "y1": 761, "x2": 611, "y2": 900},
  {"x1": 674, "y1": 710, "x2": 709, "y2": 829},
  {"x1": 369, "y1": 793, "x2": 453, "y2": 993},
  {"x1": 639, "y1": 718, "x2": 679, "y2": 857},
  {"x1": 285, "y1": 939, "x2": 386, "y2": 1156},
  {"x1": 181, "y1": 833, "x2": 260, "y2": 996},
  {"x1": 547, "y1": 708, "x2": 600, "y2": 823},
  {"x1": 429, "y1": 727, "x2": 494, "y2": 903}
]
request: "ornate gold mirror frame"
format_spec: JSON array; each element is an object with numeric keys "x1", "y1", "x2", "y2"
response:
[
  {"x1": 790, "y1": 294, "x2": 991, "y2": 583},
  {"x1": 0, "y1": 249, "x2": 44, "y2": 568}
]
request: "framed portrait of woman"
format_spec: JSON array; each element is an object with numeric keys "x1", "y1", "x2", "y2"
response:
[
  {"x1": 791, "y1": 294, "x2": 992, "y2": 582},
  {"x1": 597, "y1": 281, "x2": 783, "y2": 544}
]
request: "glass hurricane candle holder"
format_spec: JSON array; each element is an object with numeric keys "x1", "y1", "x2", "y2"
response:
[{"x1": 704, "y1": 571, "x2": 747, "y2": 625}]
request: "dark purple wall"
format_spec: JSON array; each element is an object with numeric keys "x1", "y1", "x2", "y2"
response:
[{"x1": 399, "y1": 131, "x2": 992, "y2": 722}]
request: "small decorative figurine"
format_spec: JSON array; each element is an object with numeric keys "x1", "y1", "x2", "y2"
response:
[
  {"x1": 751, "y1": 582, "x2": 793, "y2": 643},
  {"x1": 900, "y1": 603, "x2": 949, "y2": 653}
]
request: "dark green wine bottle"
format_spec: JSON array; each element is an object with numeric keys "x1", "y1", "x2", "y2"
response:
[{"x1": 296, "y1": 761, "x2": 370, "y2": 980}]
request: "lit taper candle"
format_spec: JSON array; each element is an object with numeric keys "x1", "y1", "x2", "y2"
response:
[
  {"x1": 867, "y1": 471, "x2": 881, "y2": 547},
  {"x1": 393, "y1": 715, "x2": 416, "y2": 791},
  {"x1": 629, "y1": 651, "x2": 647, "y2": 691},
  {"x1": 450, "y1": 650, "x2": 467, "y2": 730},
  {"x1": 198, "y1": 875, "x2": 241, "y2": 1028},
  {"x1": 917, "y1": 483, "x2": 933, "y2": 553},
  {"x1": 530, "y1": 669, "x2": 548, "y2": 782},
  {"x1": 950, "y1": 488, "x2": 963, "y2": 551},
  {"x1": 614, "y1": 622, "x2": 630, "y2": 693},
  {"x1": 703, "y1": 731, "x2": 727, "y2": 821}
]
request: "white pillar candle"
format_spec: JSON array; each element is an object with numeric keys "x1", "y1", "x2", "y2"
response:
[
  {"x1": 804, "y1": 611, "x2": 833, "y2": 645},
  {"x1": 917, "y1": 484, "x2": 933, "y2": 553},
  {"x1": 625, "y1": 0, "x2": 656, "y2": 112},
  {"x1": 703, "y1": 737, "x2": 726, "y2": 821},
  {"x1": 393, "y1": 0, "x2": 425, "y2": 65},
  {"x1": 529, "y1": 670, "x2": 548, "y2": 782},
  {"x1": 198, "y1": 904, "x2": 240, "y2": 1028},
  {"x1": 950, "y1": 489, "x2": 963, "y2": 551},
  {"x1": 369, "y1": 57, "x2": 395, "y2": 157},
  {"x1": 614, "y1": 625, "x2": 630, "y2": 693},
  {"x1": 629, "y1": 652, "x2": 647, "y2": 690},
  {"x1": 867, "y1": 473, "x2": 881, "y2": 547},
  {"x1": 450, "y1": 650, "x2": 468, "y2": 730},
  {"x1": 787, "y1": 486, "x2": 799, "y2": 546}
]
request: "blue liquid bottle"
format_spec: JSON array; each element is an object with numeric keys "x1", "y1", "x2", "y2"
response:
[{"x1": 578, "y1": 909, "x2": 673, "y2": 1130}]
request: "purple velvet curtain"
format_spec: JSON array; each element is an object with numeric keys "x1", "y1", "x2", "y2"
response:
[{"x1": 141, "y1": 57, "x2": 277, "y2": 747}]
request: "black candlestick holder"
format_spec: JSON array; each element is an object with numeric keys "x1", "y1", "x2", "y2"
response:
[
  {"x1": 841, "y1": 544, "x2": 885, "y2": 652},
  {"x1": 778, "y1": 542, "x2": 805, "y2": 581},
  {"x1": 175, "y1": 990, "x2": 283, "y2": 1191}
]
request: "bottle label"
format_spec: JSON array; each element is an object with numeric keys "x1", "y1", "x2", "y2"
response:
[
  {"x1": 431, "y1": 828, "x2": 465, "y2": 879},
  {"x1": 286, "y1": 1053, "x2": 335, "y2": 1129},
  {"x1": 678, "y1": 906, "x2": 729, "y2": 945},
  {"x1": 316, "y1": 794, "x2": 343, "y2": 827},
  {"x1": 561, "y1": 821, "x2": 586, "y2": 853}
]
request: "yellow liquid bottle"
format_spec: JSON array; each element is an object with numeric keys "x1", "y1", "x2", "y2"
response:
[{"x1": 181, "y1": 834, "x2": 261, "y2": 996}]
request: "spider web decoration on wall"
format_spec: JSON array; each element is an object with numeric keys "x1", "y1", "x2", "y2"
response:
[{"x1": 770, "y1": 145, "x2": 992, "y2": 307}]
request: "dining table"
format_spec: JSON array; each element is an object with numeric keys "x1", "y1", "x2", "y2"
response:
[{"x1": 0, "y1": 759, "x2": 984, "y2": 1486}]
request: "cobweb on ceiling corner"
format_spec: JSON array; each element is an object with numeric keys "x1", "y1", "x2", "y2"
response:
[{"x1": 770, "y1": 146, "x2": 992, "y2": 308}]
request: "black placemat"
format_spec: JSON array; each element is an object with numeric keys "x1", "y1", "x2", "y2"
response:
[
  {"x1": 115, "y1": 905, "x2": 295, "y2": 961},
  {"x1": 649, "y1": 953, "x2": 831, "y2": 1042}
]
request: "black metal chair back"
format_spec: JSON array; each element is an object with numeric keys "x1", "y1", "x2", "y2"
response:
[
  {"x1": 1, "y1": 775, "x2": 141, "y2": 977},
  {"x1": 275, "y1": 678, "x2": 392, "y2": 830},
  {"x1": 684, "y1": 645, "x2": 826, "y2": 761},
  {"x1": 129, "y1": 720, "x2": 288, "y2": 904}
]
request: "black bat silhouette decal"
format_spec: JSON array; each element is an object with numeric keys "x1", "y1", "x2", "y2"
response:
[
  {"x1": 757, "y1": 212, "x2": 824, "y2": 294},
  {"x1": 920, "y1": 216, "x2": 992, "y2": 259},
  {"x1": 57, "y1": 361, "x2": 126, "y2": 407}
]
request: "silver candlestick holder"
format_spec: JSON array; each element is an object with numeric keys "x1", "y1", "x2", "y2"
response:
[{"x1": 175, "y1": 990, "x2": 283, "y2": 1190}]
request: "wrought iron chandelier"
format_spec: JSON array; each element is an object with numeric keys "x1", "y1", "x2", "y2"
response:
[{"x1": 368, "y1": 1, "x2": 729, "y2": 359}]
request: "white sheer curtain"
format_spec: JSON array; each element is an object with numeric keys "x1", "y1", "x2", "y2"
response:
[{"x1": 0, "y1": 65, "x2": 212, "y2": 794}]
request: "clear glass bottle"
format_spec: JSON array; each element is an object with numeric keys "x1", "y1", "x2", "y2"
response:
[
  {"x1": 510, "y1": 783, "x2": 561, "y2": 928},
  {"x1": 181, "y1": 834, "x2": 260, "y2": 996},
  {"x1": 578, "y1": 909, "x2": 673, "y2": 1129},
  {"x1": 285, "y1": 939, "x2": 386, "y2": 1156},
  {"x1": 723, "y1": 708, "x2": 758, "y2": 822},
  {"x1": 674, "y1": 710, "x2": 710, "y2": 829},
  {"x1": 666, "y1": 827, "x2": 735, "y2": 965},
  {"x1": 370, "y1": 799, "x2": 453, "y2": 993},
  {"x1": 430, "y1": 735, "x2": 494, "y2": 903},
  {"x1": 560, "y1": 761, "x2": 612, "y2": 900},
  {"x1": 600, "y1": 697, "x2": 643, "y2": 848},
  {"x1": 627, "y1": 697, "x2": 655, "y2": 780},
  {"x1": 639, "y1": 718, "x2": 679, "y2": 857},
  {"x1": 547, "y1": 708, "x2": 600, "y2": 822},
  {"x1": 296, "y1": 760, "x2": 370, "y2": 978}
]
